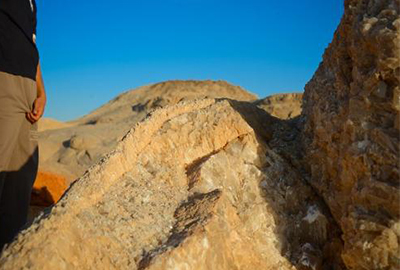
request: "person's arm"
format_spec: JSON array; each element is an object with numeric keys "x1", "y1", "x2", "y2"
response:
[{"x1": 26, "y1": 63, "x2": 47, "y2": 124}]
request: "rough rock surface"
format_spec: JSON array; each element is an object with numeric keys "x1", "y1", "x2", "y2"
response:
[
  {"x1": 35, "y1": 81, "x2": 299, "y2": 210},
  {"x1": 3, "y1": 0, "x2": 399, "y2": 268},
  {"x1": 255, "y1": 93, "x2": 303, "y2": 119},
  {"x1": 38, "y1": 80, "x2": 257, "y2": 184},
  {"x1": 1, "y1": 99, "x2": 343, "y2": 269},
  {"x1": 302, "y1": 0, "x2": 400, "y2": 269}
]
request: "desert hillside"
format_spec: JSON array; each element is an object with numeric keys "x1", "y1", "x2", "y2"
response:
[
  {"x1": 33, "y1": 80, "x2": 301, "y2": 208},
  {"x1": 1, "y1": 0, "x2": 399, "y2": 269},
  {"x1": 254, "y1": 93, "x2": 302, "y2": 119},
  {"x1": 9, "y1": 99, "x2": 341, "y2": 270},
  {"x1": 37, "y1": 80, "x2": 259, "y2": 184}
]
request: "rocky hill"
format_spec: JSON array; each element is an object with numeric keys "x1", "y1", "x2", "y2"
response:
[
  {"x1": 255, "y1": 93, "x2": 302, "y2": 119},
  {"x1": 3, "y1": 99, "x2": 343, "y2": 270},
  {"x1": 33, "y1": 81, "x2": 301, "y2": 208},
  {"x1": 1, "y1": 0, "x2": 398, "y2": 269},
  {"x1": 38, "y1": 80, "x2": 258, "y2": 184}
]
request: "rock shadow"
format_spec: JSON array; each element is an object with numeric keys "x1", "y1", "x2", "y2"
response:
[
  {"x1": 226, "y1": 99, "x2": 345, "y2": 269},
  {"x1": 30, "y1": 186, "x2": 55, "y2": 207},
  {"x1": 138, "y1": 190, "x2": 222, "y2": 270}
]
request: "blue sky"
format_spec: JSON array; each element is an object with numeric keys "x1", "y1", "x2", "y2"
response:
[{"x1": 36, "y1": 0, "x2": 344, "y2": 121}]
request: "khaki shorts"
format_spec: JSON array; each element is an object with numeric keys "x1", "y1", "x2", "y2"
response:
[{"x1": 0, "y1": 71, "x2": 38, "y2": 249}]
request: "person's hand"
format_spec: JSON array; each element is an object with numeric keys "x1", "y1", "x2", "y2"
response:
[{"x1": 26, "y1": 95, "x2": 46, "y2": 124}]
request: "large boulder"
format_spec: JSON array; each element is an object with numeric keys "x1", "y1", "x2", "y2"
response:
[
  {"x1": 3, "y1": 0, "x2": 399, "y2": 268},
  {"x1": 302, "y1": 0, "x2": 400, "y2": 269},
  {"x1": 38, "y1": 80, "x2": 258, "y2": 184},
  {"x1": 1, "y1": 99, "x2": 343, "y2": 269},
  {"x1": 33, "y1": 82, "x2": 301, "y2": 214}
]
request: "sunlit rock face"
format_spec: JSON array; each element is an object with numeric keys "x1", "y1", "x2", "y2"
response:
[
  {"x1": 33, "y1": 85, "x2": 298, "y2": 213},
  {"x1": 31, "y1": 80, "x2": 260, "y2": 225},
  {"x1": 1, "y1": 0, "x2": 399, "y2": 269},
  {"x1": 33, "y1": 82, "x2": 299, "y2": 218},
  {"x1": 0, "y1": 100, "x2": 342, "y2": 269},
  {"x1": 38, "y1": 80, "x2": 258, "y2": 184},
  {"x1": 302, "y1": 0, "x2": 400, "y2": 269}
]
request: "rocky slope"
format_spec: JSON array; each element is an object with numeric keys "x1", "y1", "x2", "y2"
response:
[
  {"x1": 1, "y1": 99, "x2": 343, "y2": 269},
  {"x1": 302, "y1": 0, "x2": 400, "y2": 269},
  {"x1": 34, "y1": 81, "x2": 299, "y2": 208},
  {"x1": 2, "y1": 0, "x2": 399, "y2": 269},
  {"x1": 38, "y1": 80, "x2": 258, "y2": 184}
]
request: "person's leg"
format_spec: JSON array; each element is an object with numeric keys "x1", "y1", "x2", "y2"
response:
[
  {"x1": 0, "y1": 116, "x2": 25, "y2": 249},
  {"x1": 0, "y1": 71, "x2": 27, "y2": 196},
  {"x1": 0, "y1": 123, "x2": 38, "y2": 248},
  {"x1": 0, "y1": 72, "x2": 38, "y2": 249}
]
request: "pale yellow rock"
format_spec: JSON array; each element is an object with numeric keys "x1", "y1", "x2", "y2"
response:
[
  {"x1": 4, "y1": 0, "x2": 397, "y2": 268},
  {"x1": 0, "y1": 99, "x2": 340, "y2": 269},
  {"x1": 38, "y1": 80, "x2": 258, "y2": 184}
]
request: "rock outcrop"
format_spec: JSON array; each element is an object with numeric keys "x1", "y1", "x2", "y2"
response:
[
  {"x1": 35, "y1": 81, "x2": 299, "y2": 208},
  {"x1": 38, "y1": 80, "x2": 257, "y2": 184},
  {"x1": 1, "y1": 99, "x2": 343, "y2": 269},
  {"x1": 2, "y1": 0, "x2": 399, "y2": 269},
  {"x1": 302, "y1": 0, "x2": 400, "y2": 269}
]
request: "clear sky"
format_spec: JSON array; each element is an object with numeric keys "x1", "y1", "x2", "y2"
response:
[{"x1": 36, "y1": 0, "x2": 344, "y2": 121}]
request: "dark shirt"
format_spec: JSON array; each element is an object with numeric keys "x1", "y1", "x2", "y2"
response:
[{"x1": 0, "y1": 0, "x2": 39, "y2": 80}]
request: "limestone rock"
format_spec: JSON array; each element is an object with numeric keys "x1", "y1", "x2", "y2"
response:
[
  {"x1": 4, "y1": 0, "x2": 398, "y2": 268},
  {"x1": 38, "y1": 80, "x2": 258, "y2": 184},
  {"x1": 33, "y1": 82, "x2": 302, "y2": 226},
  {"x1": 33, "y1": 80, "x2": 258, "y2": 211},
  {"x1": 302, "y1": 0, "x2": 400, "y2": 269},
  {"x1": 1, "y1": 99, "x2": 342, "y2": 269}
]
